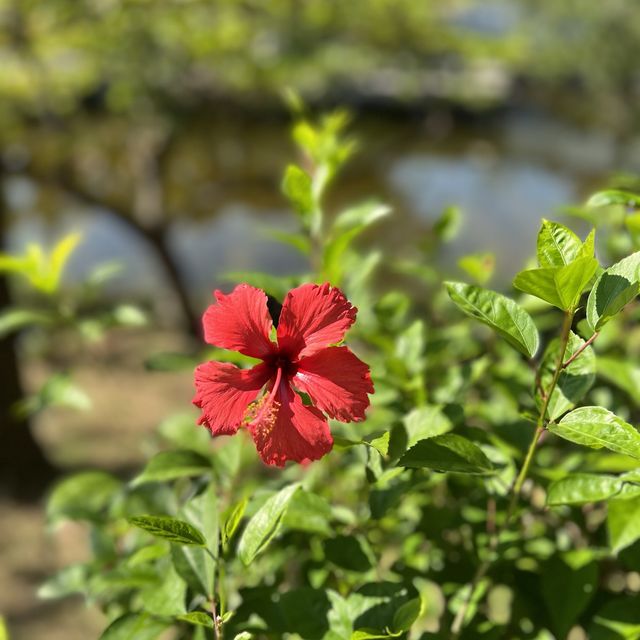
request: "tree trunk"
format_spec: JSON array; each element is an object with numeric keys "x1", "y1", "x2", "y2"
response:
[
  {"x1": 0, "y1": 174, "x2": 59, "y2": 500},
  {"x1": 147, "y1": 227, "x2": 202, "y2": 340}
]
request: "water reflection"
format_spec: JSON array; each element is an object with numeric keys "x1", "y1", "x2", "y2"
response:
[
  {"x1": 6, "y1": 112, "x2": 616, "y2": 296},
  {"x1": 390, "y1": 152, "x2": 576, "y2": 279}
]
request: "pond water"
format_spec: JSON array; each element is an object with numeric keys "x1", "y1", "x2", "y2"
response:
[{"x1": 6, "y1": 109, "x2": 633, "y2": 304}]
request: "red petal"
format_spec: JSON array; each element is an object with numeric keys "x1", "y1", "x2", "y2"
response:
[
  {"x1": 277, "y1": 283, "x2": 357, "y2": 358},
  {"x1": 294, "y1": 346, "x2": 374, "y2": 422},
  {"x1": 193, "y1": 361, "x2": 272, "y2": 435},
  {"x1": 202, "y1": 284, "x2": 276, "y2": 359},
  {"x1": 249, "y1": 382, "x2": 333, "y2": 467}
]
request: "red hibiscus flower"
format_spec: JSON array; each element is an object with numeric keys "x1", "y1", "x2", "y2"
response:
[{"x1": 193, "y1": 282, "x2": 374, "y2": 466}]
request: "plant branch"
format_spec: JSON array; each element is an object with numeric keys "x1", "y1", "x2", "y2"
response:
[
  {"x1": 204, "y1": 548, "x2": 221, "y2": 640},
  {"x1": 450, "y1": 310, "x2": 574, "y2": 638},
  {"x1": 562, "y1": 332, "x2": 599, "y2": 369}
]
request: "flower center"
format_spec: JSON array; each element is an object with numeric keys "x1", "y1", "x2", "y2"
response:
[
  {"x1": 267, "y1": 353, "x2": 297, "y2": 377},
  {"x1": 243, "y1": 366, "x2": 283, "y2": 434}
]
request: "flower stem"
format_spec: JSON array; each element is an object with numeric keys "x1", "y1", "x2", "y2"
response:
[
  {"x1": 450, "y1": 310, "x2": 574, "y2": 638},
  {"x1": 205, "y1": 548, "x2": 221, "y2": 640}
]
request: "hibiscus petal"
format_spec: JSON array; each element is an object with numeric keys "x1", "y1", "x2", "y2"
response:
[
  {"x1": 250, "y1": 383, "x2": 333, "y2": 467},
  {"x1": 202, "y1": 284, "x2": 275, "y2": 359},
  {"x1": 193, "y1": 361, "x2": 272, "y2": 435},
  {"x1": 294, "y1": 346, "x2": 373, "y2": 422},
  {"x1": 277, "y1": 283, "x2": 357, "y2": 358}
]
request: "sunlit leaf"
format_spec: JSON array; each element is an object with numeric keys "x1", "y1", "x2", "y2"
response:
[
  {"x1": 392, "y1": 597, "x2": 422, "y2": 632},
  {"x1": 140, "y1": 563, "x2": 186, "y2": 616},
  {"x1": 457, "y1": 253, "x2": 495, "y2": 284},
  {"x1": 514, "y1": 257, "x2": 597, "y2": 311},
  {"x1": 128, "y1": 516, "x2": 206, "y2": 546},
  {"x1": 446, "y1": 282, "x2": 539, "y2": 357},
  {"x1": 587, "y1": 190, "x2": 640, "y2": 208},
  {"x1": 548, "y1": 407, "x2": 640, "y2": 460},
  {"x1": 0, "y1": 309, "x2": 54, "y2": 337},
  {"x1": 237, "y1": 484, "x2": 300, "y2": 565},
  {"x1": 608, "y1": 494, "x2": 640, "y2": 554},
  {"x1": 586, "y1": 252, "x2": 640, "y2": 330},
  {"x1": 176, "y1": 612, "x2": 214, "y2": 628},
  {"x1": 547, "y1": 474, "x2": 623, "y2": 505},
  {"x1": 282, "y1": 164, "x2": 314, "y2": 224},
  {"x1": 537, "y1": 219, "x2": 587, "y2": 267}
]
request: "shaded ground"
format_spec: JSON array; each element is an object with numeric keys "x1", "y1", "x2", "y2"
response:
[{"x1": 0, "y1": 329, "x2": 195, "y2": 640}]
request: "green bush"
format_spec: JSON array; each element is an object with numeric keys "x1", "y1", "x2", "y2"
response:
[{"x1": 6, "y1": 113, "x2": 640, "y2": 640}]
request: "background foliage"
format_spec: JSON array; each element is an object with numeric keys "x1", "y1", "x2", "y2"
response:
[{"x1": 2, "y1": 2, "x2": 640, "y2": 639}]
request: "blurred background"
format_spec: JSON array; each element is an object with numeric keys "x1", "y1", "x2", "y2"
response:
[{"x1": 1, "y1": 0, "x2": 640, "y2": 637}]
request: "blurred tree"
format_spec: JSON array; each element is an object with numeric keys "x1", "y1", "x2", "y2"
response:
[
  {"x1": 3, "y1": 0, "x2": 640, "y2": 497},
  {"x1": 0, "y1": 167, "x2": 58, "y2": 499}
]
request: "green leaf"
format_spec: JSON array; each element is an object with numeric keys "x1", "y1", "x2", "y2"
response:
[
  {"x1": 394, "y1": 320, "x2": 426, "y2": 376},
  {"x1": 433, "y1": 205, "x2": 461, "y2": 242},
  {"x1": 457, "y1": 253, "x2": 495, "y2": 284},
  {"x1": 47, "y1": 471, "x2": 121, "y2": 522},
  {"x1": 555, "y1": 256, "x2": 599, "y2": 310},
  {"x1": 398, "y1": 434, "x2": 494, "y2": 474},
  {"x1": 368, "y1": 432, "x2": 391, "y2": 457},
  {"x1": 0, "y1": 309, "x2": 54, "y2": 337},
  {"x1": 513, "y1": 267, "x2": 563, "y2": 308},
  {"x1": 282, "y1": 165, "x2": 314, "y2": 222},
  {"x1": 445, "y1": 282, "x2": 539, "y2": 358},
  {"x1": 126, "y1": 543, "x2": 168, "y2": 567},
  {"x1": 392, "y1": 597, "x2": 422, "y2": 632},
  {"x1": 536, "y1": 331, "x2": 596, "y2": 421},
  {"x1": 547, "y1": 474, "x2": 623, "y2": 505},
  {"x1": 38, "y1": 563, "x2": 89, "y2": 599},
  {"x1": 128, "y1": 515, "x2": 206, "y2": 546},
  {"x1": 351, "y1": 631, "x2": 396, "y2": 640},
  {"x1": 99, "y1": 614, "x2": 170, "y2": 640},
  {"x1": 324, "y1": 535, "x2": 372, "y2": 572},
  {"x1": 514, "y1": 257, "x2": 598, "y2": 311},
  {"x1": 608, "y1": 494, "x2": 640, "y2": 553},
  {"x1": 237, "y1": 483, "x2": 300, "y2": 565},
  {"x1": 48, "y1": 233, "x2": 82, "y2": 291},
  {"x1": 266, "y1": 230, "x2": 311, "y2": 255},
  {"x1": 537, "y1": 219, "x2": 586, "y2": 267},
  {"x1": 140, "y1": 563, "x2": 186, "y2": 616},
  {"x1": 171, "y1": 545, "x2": 210, "y2": 596},
  {"x1": 131, "y1": 450, "x2": 213, "y2": 486},
  {"x1": 402, "y1": 405, "x2": 452, "y2": 449},
  {"x1": 0, "y1": 233, "x2": 82, "y2": 294},
  {"x1": 323, "y1": 201, "x2": 390, "y2": 283},
  {"x1": 176, "y1": 483, "x2": 219, "y2": 593},
  {"x1": 222, "y1": 497, "x2": 249, "y2": 548},
  {"x1": 590, "y1": 597, "x2": 640, "y2": 639},
  {"x1": 176, "y1": 612, "x2": 214, "y2": 629},
  {"x1": 0, "y1": 616, "x2": 7, "y2": 640},
  {"x1": 18, "y1": 373, "x2": 92, "y2": 417},
  {"x1": 112, "y1": 304, "x2": 147, "y2": 327},
  {"x1": 548, "y1": 407, "x2": 640, "y2": 460},
  {"x1": 541, "y1": 554, "x2": 598, "y2": 639},
  {"x1": 597, "y1": 357, "x2": 640, "y2": 407},
  {"x1": 587, "y1": 189, "x2": 640, "y2": 208},
  {"x1": 586, "y1": 252, "x2": 640, "y2": 330},
  {"x1": 283, "y1": 490, "x2": 332, "y2": 536}
]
